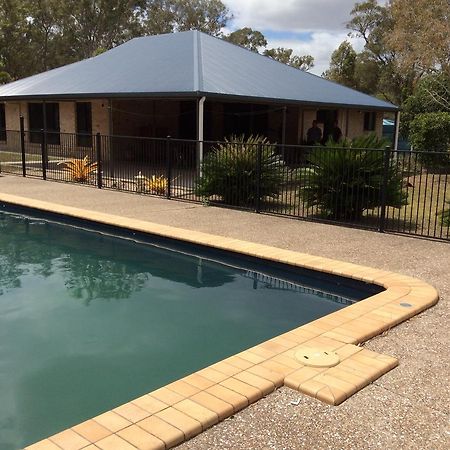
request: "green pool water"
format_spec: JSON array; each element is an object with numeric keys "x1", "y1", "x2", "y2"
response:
[{"x1": 0, "y1": 209, "x2": 375, "y2": 448}]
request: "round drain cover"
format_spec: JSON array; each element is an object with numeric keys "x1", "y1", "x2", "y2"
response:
[{"x1": 295, "y1": 348, "x2": 340, "y2": 368}]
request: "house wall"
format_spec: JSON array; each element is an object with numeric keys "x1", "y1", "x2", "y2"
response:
[
  {"x1": 2, "y1": 99, "x2": 110, "y2": 137},
  {"x1": 59, "y1": 102, "x2": 75, "y2": 134},
  {"x1": 2, "y1": 99, "x2": 386, "y2": 148}
]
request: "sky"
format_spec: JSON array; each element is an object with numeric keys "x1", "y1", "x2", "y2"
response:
[{"x1": 223, "y1": 0, "x2": 368, "y2": 75}]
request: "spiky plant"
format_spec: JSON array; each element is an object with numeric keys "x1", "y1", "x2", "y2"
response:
[
  {"x1": 195, "y1": 135, "x2": 284, "y2": 206},
  {"x1": 59, "y1": 156, "x2": 97, "y2": 182},
  {"x1": 145, "y1": 175, "x2": 168, "y2": 195},
  {"x1": 302, "y1": 134, "x2": 408, "y2": 220}
]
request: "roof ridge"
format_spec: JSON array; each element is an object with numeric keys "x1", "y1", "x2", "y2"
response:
[{"x1": 192, "y1": 30, "x2": 203, "y2": 93}]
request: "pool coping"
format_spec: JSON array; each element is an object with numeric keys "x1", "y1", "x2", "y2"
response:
[{"x1": 0, "y1": 193, "x2": 438, "y2": 450}]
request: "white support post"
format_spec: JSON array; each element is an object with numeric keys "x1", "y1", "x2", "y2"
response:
[
  {"x1": 197, "y1": 96, "x2": 206, "y2": 176},
  {"x1": 394, "y1": 110, "x2": 400, "y2": 151}
]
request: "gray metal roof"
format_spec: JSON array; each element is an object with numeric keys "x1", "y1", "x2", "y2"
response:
[{"x1": 0, "y1": 30, "x2": 397, "y2": 111}]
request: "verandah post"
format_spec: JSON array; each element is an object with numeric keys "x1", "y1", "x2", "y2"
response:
[
  {"x1": 379, "y1": 145, "x2": 391, "y2": 233},
  {"x1": 96, "y1": 132, "x2": 102, "y2": 189},
  {"x1": 166, "y1": 136, "x2": 172, "y2": 199},
  {"x1": 20, "y1": 116, "x2": 26, "y2": 177}
]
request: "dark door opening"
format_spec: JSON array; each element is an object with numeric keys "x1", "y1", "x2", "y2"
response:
[{"x1": 317, "y1": 109, "x2": 338, "y2": 143}]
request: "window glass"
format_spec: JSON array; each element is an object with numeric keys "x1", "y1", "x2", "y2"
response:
[
  {"x1": 28, "y1": 103, "x2": 60, "y2": 144},
  {"x1": 76, "y1": 102, "x2": 92, "y2": 147}
]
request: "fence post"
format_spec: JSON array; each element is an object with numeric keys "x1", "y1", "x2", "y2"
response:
[
  {"x1": 96, "y1": 133, "x2": 102, "y2": 189},
  {"x1": 20, "y1": 116, "x2": 26, "y2": 177},
  {"x1": 255, "y1": 142, "x2": 262, "y2": 213},
  {"x1": 166, "y1": 136, "x2": 172, "y2": 199},
  {"x1": 379, "y1": 145, "x2": 391, "y2": 233},
  {"x1": 40, "y1": 129, "x2": 47, "y2": 180}
]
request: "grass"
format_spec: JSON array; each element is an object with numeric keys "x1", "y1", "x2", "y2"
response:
[
  {"x1": 264, "y1": 170, "x2": 450, "y2": 238},
  {"x1": 0, "y1": 151, "x2": 42, "y2": 163}
]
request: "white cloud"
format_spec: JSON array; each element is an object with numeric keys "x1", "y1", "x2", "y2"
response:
[
  {"x1": 223, "y1": 0, "x2": 368, "y2": 74},
  {"x1": 268, "y1": 32, "x2": 365, "y2": 75},
  {"x1": 224, "y1": 0, "x2": 358, "y2": 32}
]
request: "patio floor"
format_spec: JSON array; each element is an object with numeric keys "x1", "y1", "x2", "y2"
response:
[{"x1": 0, "y1": 174, "x2": 448, "y2": 450}]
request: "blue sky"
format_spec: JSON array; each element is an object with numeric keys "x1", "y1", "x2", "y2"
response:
[{"x1": 223, "y1": 0, "x2": 367, "y2": 75}]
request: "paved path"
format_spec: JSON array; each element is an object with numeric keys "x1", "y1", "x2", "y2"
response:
[{"x1": 1, "y1": 175, "x2": 449, "y2": 449}]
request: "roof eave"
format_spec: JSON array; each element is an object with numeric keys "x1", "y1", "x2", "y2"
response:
[{"x1": 0, "y1": 90, "x2": 399, "y2": 111}]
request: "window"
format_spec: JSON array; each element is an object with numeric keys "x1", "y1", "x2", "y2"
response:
[
  {"x1": 364, "y1": 112, "x2": 377, "y2": 131},
  {"x1": 0, "y1": 104, "x2": 5, "y2": 141},
  {"x1": 28, "y1": 103, "x2": 60, "y2": 144},
  {"x1": 76, "y1": 102, "x2": 92, "y2": 147}
]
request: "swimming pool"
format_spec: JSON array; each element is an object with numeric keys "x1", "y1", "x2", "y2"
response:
[{"x1": 0, "y1": 206, "x2": 383, "y2": 449}]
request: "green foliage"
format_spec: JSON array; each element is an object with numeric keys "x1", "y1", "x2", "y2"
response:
[
  {"x1": 345, "y1": 0, "x2": 416, "y2": 105},
  {"x1": 263, "y1": 47, "x2": 314, "y2": 71},
  {"x1": 302, "y1": 134, "x2": 407, "y2": 220},
  {"x1": 224, "y1": 27, "x2": 267, "y2": 52},
  {"x1": 441, "y1": 200, "x2": 450, "y2": 226},
  {"x1": 0, "y1": 0, "x2": 232, "y2": 80},
  {"x1": 323, "y1": 41, "x2": 357, "y2": 88},
  {"x1": 409, "y1": 112, "x2": 450, "y2": 167},
  {"x1": 402, "y1": 73, "x2": 450, "y2": 137},
  {"x1": 0, "y1": 70, "x2": 11, "y2": 84},
  {"x1": 195, "y1": 135, "x2": 284, "y2": 206}
]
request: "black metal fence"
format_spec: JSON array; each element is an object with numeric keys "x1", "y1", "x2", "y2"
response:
[{"x1": 0, "y1": 127, "x2": 449, "y2": 241}]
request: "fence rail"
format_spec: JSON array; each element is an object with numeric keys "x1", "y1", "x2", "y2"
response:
[{"x1": 0, "y1": 128, "x2": 449, "y2": 241}]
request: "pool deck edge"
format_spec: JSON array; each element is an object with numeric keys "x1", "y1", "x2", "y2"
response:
[{"x1": 1, "y1": 193, "x2": 438, "y2": 450}]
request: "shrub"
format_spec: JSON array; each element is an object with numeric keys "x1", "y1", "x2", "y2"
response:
[
  {"x1": 195, "y1": 135, "x2": 284, "y2": 206},
  {"x1": 441, "y1": 200, "x2": 450, "y2": 226},
  {"x1": 59, "y1": 156, "x2": 97, "y2": 182},
  {"x1": 302, "y1": 134, "x2": 408, "y2": 220},
  {"x1": 409, "y1": 112, "x2": 450, "y2": 167}
]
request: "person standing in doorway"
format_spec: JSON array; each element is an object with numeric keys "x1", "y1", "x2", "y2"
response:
[
  {"x1": 306, "y1": 120, "x2": 322, "y2": 145},
  {"x1": 331, "y1": 120, "x2": 343, "y2": 143}
]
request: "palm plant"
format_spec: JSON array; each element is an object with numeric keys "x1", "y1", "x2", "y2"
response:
[
  {"x1": 145, "y1": 175, "x2": 168, "y2": 195},
  {"x1": 59, "y1": 156, "x2": 97, "y2": 182},
  {"x1": 302, "y1": 134, "x2": 408, "y2": 220},
  {"x1": 195, "y1": 135, "x2": 284, "y2": 206}
]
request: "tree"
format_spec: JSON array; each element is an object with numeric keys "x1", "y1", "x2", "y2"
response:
[
  {"x1": 0, "y1": 0, "x2": 36, "y2": 78},
  {"x1": 224, "y1": 27, "x2": 267, "y2": 52},
  {"x1": 263, "y1": 47, "x2": 314, "y2": 71},
  {"x1": 346, "y1": 0, "x2": 416, "y2": 105},
  {"x1": 59, "y1": 0, "x2": 140, "y2": 61},
  {"x1": 409, "y1": 112, "x2": 450, "y2": 167},
  {"x1": 170, "y1": 0, "x2": 231, "y2": 36},
  {"x1": 388, "y1": 0, "x2": 450, "y2": 76},
  {"x1": 323, "y1": 41, "x2": 357, "y2": 88},
  {"x1": 402, "y1": 73, "x2": 450, "y2": 136}
]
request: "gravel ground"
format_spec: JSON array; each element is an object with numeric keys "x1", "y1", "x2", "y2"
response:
[{"x1": 1, "y1": 175, "x2": 449, "y2": 450}]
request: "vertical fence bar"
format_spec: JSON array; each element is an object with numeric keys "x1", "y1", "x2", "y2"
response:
[
  {"x1": 166, "y1": 136, "x2": 172, "y2": 199},
  {"x1": 255, "y1": 142, "x2": 262, "y2": 213},
  {"x1": 96, "y1": 132, "x2": 102, "y2": 189},
  {"x1": 379, "y1": 145, "x2": 391, "y2": 232},
  {"x1": 40, "y1": 129, "x2": 47, "y2": 180},
  {"x1": 20, "y1": 116, "x2": 26, "y2": 177}
]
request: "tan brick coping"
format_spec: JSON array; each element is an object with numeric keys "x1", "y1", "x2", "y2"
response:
[{"x1": 0, "y1": 194, "x2": 438, "y2": 450}]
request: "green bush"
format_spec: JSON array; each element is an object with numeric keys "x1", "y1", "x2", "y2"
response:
[
  {"x1": 196, "y1": 135, "x2": 284, "y2": 206},
  {"x1": 441, "y1": 200, "x2": 450, "y2": 226},
  {"x1": 409, "y1": 112, "x2": 450, "y2": 167},
  {"x1": 302, "y1": 134, "x2": 408, "y2": 220}
]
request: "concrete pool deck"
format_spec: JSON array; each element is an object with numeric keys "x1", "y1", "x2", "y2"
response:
[{"x1": 0, "y1": 175, "x2": 448, "y2": 450}]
